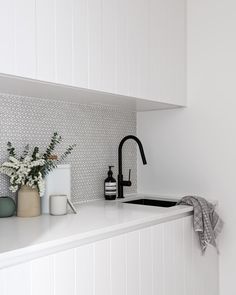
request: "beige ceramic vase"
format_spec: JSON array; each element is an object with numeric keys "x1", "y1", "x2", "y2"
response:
[{"x1": 17, "y1": 185, "x2": 41, "y2": 217}]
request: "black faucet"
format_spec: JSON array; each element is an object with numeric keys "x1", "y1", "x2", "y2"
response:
[{"x1": 118, "y1": 135, "x2": 147, "y2": 198}]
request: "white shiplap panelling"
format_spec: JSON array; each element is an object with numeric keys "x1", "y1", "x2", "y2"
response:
[
  {"x1": 126, "y1": 230, "x2": 140, "y2": 295},
  {"x1": 140, "y1": 227, "x2": 153, "y2": 295},
  {"x1": 73, "y1": 0, "x2": 89, "y2": 88},
  {"x1": 149, "y1": 0, "x2": 186, "y2": 105},
  {"x1": 0, "y1": 216, "x2": 218, "y2": 295},
  {"x1": 116, "y1": 0, "x2": 129, "y2": 96},
  {"x1": 31, "y1": 256, "x2": 53, "y2": 295},
  {"x1": 110, "y1": 234, "x2": 126, "y2": 295},
  {"x1": 76, "y1": 244, "x2": 94, "y2": 295},
  {"x1": 101, "y1": 0, "x2": 117, "y2": 93},
  {"x1": 152, "y1": 224, "x2": 164, "y2": 294},
  {"x1": 5, "y1": 263, "x2": 31, "y2": 295},
  {"x1": 53, "y1": 249, "x2": 76, "y2": 295},
  {"x1": 36, "y1": 0, "x2": 55, "y2": 82},
  {"x1": 173, "y1": 218, "x2": 185, "y2": 294},
  {"x1": 0, "y1": 0, "x2": 186, "y2": 107},
  {"x1": 14, "y1": 0, "x2": 36, "y2": 78},
  {"x1": 94, "y1": 239, "x2": 111, "y2": 295},
  {"x1": 87, "y1": 0, "x2": 102, "y2": 91},
  {"x1": 55, "y1": 0, "x2": 73, "y2": 85},
  {"x1": 126, "y1": 0, "x2": 139, "y2": 98},
  {"x1": 0, "y1": 0, "x2": 14, "y2": 74},
  {"x1": 0, "y1": 269, "x2": 6, "y2": 295},
  {"x1": 183, "y1": 215, "x2": 194, "y2": 295},
  {"x1": 163, "y1": 219, "x2": 175, "y2": 295}
]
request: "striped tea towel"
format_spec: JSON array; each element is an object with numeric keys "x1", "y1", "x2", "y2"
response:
[{"x1": 177, "y1": 196, "x2": 223, "y2": 253}]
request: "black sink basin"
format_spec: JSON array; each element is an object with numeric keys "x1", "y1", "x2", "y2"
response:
[{"x1": 123, "y1": 198, "x2": 177, "y2": 207}]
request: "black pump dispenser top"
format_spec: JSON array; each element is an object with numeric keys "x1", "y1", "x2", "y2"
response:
[{"x1": 108, "y1": 166, "x2": 114, "y2": 177}]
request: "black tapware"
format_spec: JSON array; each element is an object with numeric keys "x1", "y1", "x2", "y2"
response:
[{"x1": 117, "y1": 135, "x2": 147, "y2": 198}]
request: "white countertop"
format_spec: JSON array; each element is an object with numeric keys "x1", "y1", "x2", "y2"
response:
[{"x1": 0, "y1": 194, "x2": 193, "y2": 269}]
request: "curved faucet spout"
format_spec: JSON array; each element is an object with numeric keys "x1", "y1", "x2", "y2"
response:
[{"x1": 118, "y1": 135, "x2": 147, "y2": 198}]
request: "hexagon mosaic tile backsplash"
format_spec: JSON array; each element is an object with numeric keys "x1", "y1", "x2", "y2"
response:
[{"x1": 0, "y1": 93, "x2": 137, "y2": 203}]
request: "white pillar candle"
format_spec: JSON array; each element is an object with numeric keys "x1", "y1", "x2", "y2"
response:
[{"x1": 49, "y1": 195, "x2": 68, "y2": 216}]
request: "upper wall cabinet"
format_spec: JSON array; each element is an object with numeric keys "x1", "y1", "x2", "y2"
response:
[{"x1": 0, "y1": 0, "x2": 186, "y2": 111}]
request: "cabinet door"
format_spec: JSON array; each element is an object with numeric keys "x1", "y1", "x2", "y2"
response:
[
  {"x1": 101, "y1": 0, "x2": 117, "y2": 94},
  {"x1": 127, "y1": 0, "x2": 149, "y2": 99},
  {"x1": 31, "y1": 256, "x2": 53, "y2": 295},
  {"x1": 73, "y1": 0, "x2": 89, "y2": 88},
  {"x1": 14, "y1": 0, "x2": 36, "y2": 78},
  {"x1": 0, "y1": 215, "x2": 218, "y2": 295},
  {"x1": 87, "y1": 0, "x2": 102, "y2": 91},
  {"x1": 149, "y1": 0, "x2": 186, "y2": 105},
  {"x1": 55, "y1": 0, "x2": 73, "y2": 85},
  {"x1": 4, "y1": 263, "x2": 31, "y2": 295},
  {"x1": 36, "y1": 0, "x2": 55, "y2": 82},
  {"x1": 76, "y1": 244, "x2": 94, "y2": 295},
  {"x1": 0, "y1": 0, "x2": 14, "y2": 75}
]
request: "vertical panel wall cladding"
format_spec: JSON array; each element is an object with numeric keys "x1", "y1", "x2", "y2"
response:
[
  {"x1": 126, "y1": 230, "x2": 140, "y2": 295},
  {"x1": 140, "y1": 228, "x2": 153, "y2": 295},
  {"x1": 0, "y1": 216, "x2": 219, "y2": 295},
  {"x1": 31, "y1": 256, "x2": 53, "y2": 295},
  {"x1": 73, "y1": 0, "x2": 89, "y2": 88},
  {"x1": 54, "y1": 249, "x2": 76, "y2": 295},
  {"x1": 75, "y1": 244, "x2": 94, "y2": 295},
  {"x1": 116, "y1": 0, "x2": 129, "y2": 96},
  {"x1": 87, "y1": 0, "x2": 102, "y2": 91},
  {"x1": 55, "y1": 0, "x2": 73, "y2": 85},
  {"x1": 14, "y1": 0, "x2": 36, "y2": 78},
  {"x1": 0, "y1": 0, "x2": 14, "y2": 75},
  {"x1": 0, "y1": 0, "x2": 186, "y2": 106},
  {"x1": 94, "y1": 239, "x2": 111, "y2": 295},
  {"x1": 102, "y1": 0, "x2": 117, "y2": 94},
  {"x1": 36, "y1": 0, "x2": 55, "y2": 82},
  {"x1": 4, "y1": 263, "x2": 31, "y2": 295},
  {"x1": 110, "y1": 235, "x2": 126, "y2": 295}
]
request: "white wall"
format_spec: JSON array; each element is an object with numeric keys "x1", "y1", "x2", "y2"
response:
[{"x1": 137, "y1": 0, "x2": 236, "y2": 294}]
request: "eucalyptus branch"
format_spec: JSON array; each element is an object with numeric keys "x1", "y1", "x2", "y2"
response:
[
  {"x1": 43, "y1": 132, "x2": 62, "y2": 159},
  {"x1": 32, "y1": 146, "x2": 39, "y2": 161},
  {"x1": 59, "y1": 144, "x2": 76, "y2": 163},
  {"x1": 1, "y1": 132, "x2": 75, "y2": 195},
  {"x1": 7, "y1": 142, "x2": 16, "y2": 157},
  {"x1": 20, "y1": 144, "x2": 30, "y2": 161}
]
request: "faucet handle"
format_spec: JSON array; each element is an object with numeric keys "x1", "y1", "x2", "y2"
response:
[{"x1": 128, "y1": 169, "x2": 131, "y2": 181}]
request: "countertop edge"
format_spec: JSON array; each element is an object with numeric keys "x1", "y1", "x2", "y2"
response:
[{"x1": 0, "y1": 207, "x2": 193, "y2": 269}]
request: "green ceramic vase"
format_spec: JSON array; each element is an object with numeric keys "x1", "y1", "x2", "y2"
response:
[{"x1": 0, "y1": 196, "x2": 16, "y2": 217}]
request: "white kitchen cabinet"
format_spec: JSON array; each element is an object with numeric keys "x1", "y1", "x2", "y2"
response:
[
  {"x1": 73, "y1": 0, "x2": 89, "y2": 88},
  {"x1": 149, "y1": 0, "x2": 186, "y2": 106},
  {"x1": 0, "y1": 0, "x2": 186, "y2": 109},
  {"x1": 14, "y1": 0, "x2": 36, "y2": 79},
  {"x1": 110, "y1": 235, "x2": 126, "y2": 295},
  {"x1": 0, "y1": 215, "x2": 218, "y2": 295},
  {"x1": 31, "y1": 256, "x2": 53, "y2": 295},
  {"x1": 55, "y1": 0, "x2": 73, "y2": 85},
  {"x1": 75, "y1": 244, "x2": 94, "y2": 295},
  {"x1": 36, "y1": 0, "x2": 55, "y2": 82},
  {"x1": 0, "y1": 0, "x2": 14, "y2": 75}
]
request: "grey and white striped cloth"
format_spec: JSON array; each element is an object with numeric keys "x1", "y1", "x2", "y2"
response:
[{"x1": 177, "y1": 196, "x2": 224, "y2": 253}]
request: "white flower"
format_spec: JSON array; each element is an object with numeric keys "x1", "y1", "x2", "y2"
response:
[{"x1": 0, "y1": 154, "x2": 46, "y2": 194}]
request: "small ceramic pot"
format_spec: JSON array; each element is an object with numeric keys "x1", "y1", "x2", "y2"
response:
[
  {"x1": 50, "y1": 195, "x2": 68, "y2": 216},
  {"x1": 0, "y1": 196, "x2": 16, "y2": 217},
  {"x1": 17, "y1": 185, "x2": 41, "y2": 217}
]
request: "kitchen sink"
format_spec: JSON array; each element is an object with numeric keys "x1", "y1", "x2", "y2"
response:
[{"x1": 123, "y1": 198, "x2": 177, "y2": 207}]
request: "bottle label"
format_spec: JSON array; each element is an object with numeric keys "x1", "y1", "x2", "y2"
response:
[
  {"x1": 105, "y1": 183, "x2": 116, "y2": 187},
  {"x1": 105, "y1": 182, "x2": 116, "y2": 196}
]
